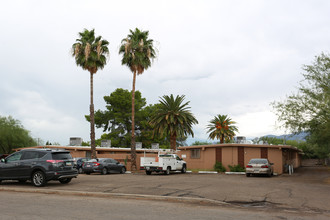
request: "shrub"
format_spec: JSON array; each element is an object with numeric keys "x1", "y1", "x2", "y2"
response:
[
  {"x1": 228, "y1": 164, "x2": 245, "y2": 172},
  {"x1": 214, "y1": 161, "x2": 226, "y2": 172}
]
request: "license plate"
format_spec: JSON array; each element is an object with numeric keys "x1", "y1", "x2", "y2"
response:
[
  {"x1": 66, "y1": 162, "x2": 72, "y2": 166},
  {"x1": 254, "y1": 170, "x2": 260, "y2": 173},
  {"x1": 146, "y1": 167, "x2": 150, "y2": 170},
  {"x1": 86, "y1": 165, "x2": 91, "y2": 167}
]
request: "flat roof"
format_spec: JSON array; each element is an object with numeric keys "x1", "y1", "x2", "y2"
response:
[{"x1": 178, "y1": 143, "x2": 303, "y2": 152}]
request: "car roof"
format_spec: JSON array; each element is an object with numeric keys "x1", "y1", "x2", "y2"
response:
[{"x1": 19, "y1": 148, "x2": 69, "y2": 153}]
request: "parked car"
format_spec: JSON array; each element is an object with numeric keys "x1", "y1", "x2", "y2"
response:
[
  {"x1": 246, "y1": 158, "x2": 274, "y2": 177},
  {"x1": 83, "y1": 158, "x2": 126, "y2": 175},
  {"x1": 0, "y1": 148, "x2": 78, "y2": 187},
  {"x1": 73, "y1": 157, "x2": 89, "y2": 174}
]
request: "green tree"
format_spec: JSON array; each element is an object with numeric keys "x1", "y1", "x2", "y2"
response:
[
  {"x1": 91, "y1": 88, "x2": 168, "y2": 148},
  {"x1": 207, "y1": 115, "x2": 238, "y2": 144},
  {"x1": 71, "y1": 29, "x2": 110, "y2": 159},
  {"x1": 149, "y1": 94, "x2": 198, "y2": 151},
  {"x1": 272, "y1": 53, "x2": 330, "y2": 158},
  {"x1": 119, "y1": 28, "x2": 156, "y2": 170},
  {"x1": 0, "y1": 116, "x2": 37, "y2": 154}
]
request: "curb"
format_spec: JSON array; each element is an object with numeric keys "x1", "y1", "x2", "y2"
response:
[{"x1": 0, "y1": 186, "x2": 228, "y2": 206}]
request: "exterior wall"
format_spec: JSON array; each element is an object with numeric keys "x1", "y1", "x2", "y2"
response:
[
  {"x1": 244, "y1": 147, "x2": 260, "y2": 166},
  {"x1": 268, "y1": 148, "x2": 283, "y2": 174},
  {"x1": 221, "y1": 146, "x2": 238, "y2": 171},
  {"x1": 177, "y1": 148, "x2": 216, "y2": 170}
]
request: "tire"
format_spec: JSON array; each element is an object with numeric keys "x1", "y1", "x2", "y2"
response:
[
  {"x1": 101, "y1": 167, "x2": 108, "y2": 175},
  {"x1": 267, "y1": 172, "x2": 272, "y2": 177},
  {"x1": 181, "y1": 165, "x2": 187, "y2": 173},
  {"x1": 146, "y1": 171, "x2": 152, "y2": 175},
  {"x1": 165, "y1": 167, "x2": 171, "y2": 175},
  {"x1": 78, "y1": 167, "x2": 83, "y2": 174},
  {"x1": 31, "y1": 171, "x2": 47, "y2": 187},
  {"x1": 246, "y1": 173, "x2": 250, "y2": 177},
  {"x1": 120, "y1": 167, "x2": 126, "y2": 174},
  {"x1": 59, "y1": 178, "x2": 72, "y2": 184},
  {"x1": 85, "y1": 172, "x2": 91, "y2": 175}
]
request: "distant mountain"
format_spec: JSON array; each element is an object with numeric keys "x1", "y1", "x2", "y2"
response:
[{"x1": 264, "y1": 132, "x2": 308, "y2": 141}]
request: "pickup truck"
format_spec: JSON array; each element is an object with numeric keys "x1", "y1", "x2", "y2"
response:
[{"x1": 140, "y1": 154, "x2": 187, "y2": 175}]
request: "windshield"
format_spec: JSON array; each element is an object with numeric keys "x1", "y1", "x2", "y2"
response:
[
  {"x1": 52, "y1": 152, "x2": 72, "y2": 160},
  {"x1": 249, "y1": 159, "x2": 268, "y2": 164}
]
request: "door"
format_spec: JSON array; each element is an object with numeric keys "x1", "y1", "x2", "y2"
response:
[
  {"x1": 261, "y1": 148, "x2": 268, "y2": 159},
  {"x1": 238, "y1": 147, "x2": 244, "y2": 168},
  {"x1": 216, "y1": 148, "x2": 222, "y2": 163},
  {"x1": 175, "y1": 156, "x2": 183, "y2": 170},
  {"x1": 0, "y1": 151, "x2": 24, "y2": 178}
]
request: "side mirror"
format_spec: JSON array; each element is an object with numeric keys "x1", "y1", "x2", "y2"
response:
[{"x1": 1, "y1": 158, "x2": 5, "y2": 163}]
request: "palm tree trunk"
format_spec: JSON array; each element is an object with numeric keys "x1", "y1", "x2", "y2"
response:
[
  {"x1": 90, "y1": 72, "x2": 96, "y2": 159},
  {"x1": 170, "y1": 133, "x2": 177, "y2": 151},
  {"x1": 220, "y1": 135, "x2": 224, "y2": 144},
  {"x1": 130, "y1": 70, "x2": 137, "y2": 171}
]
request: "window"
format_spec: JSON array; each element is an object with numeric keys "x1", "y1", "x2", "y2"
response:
[
  {"x1": 22, "y1": 151, "x2": 40, "y2": 160},
  {"x1": 6, "y1": 152, "x2": 23, "y2": 162},
  {"x1": 190, "y1": 149, "x2": 200, "y2": 159},
  {"x1": 52, "y1": 153, "x2": 72, "y2": 160}
]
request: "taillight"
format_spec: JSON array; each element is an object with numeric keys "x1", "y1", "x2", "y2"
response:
[
  {"x1": 261, "y1": 165, "x2": 269, "y2": 168},
  {"x1": 47, "y1": 160, "x2": 64, "y2": 163},
  {"x1": 246, "y1": 165, "x2": 252, "y2": 168},
  {"x1": 93, "y1": 162, "x2": 100, "y2": 166}
]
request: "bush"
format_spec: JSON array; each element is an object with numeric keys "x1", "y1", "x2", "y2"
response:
[
  {"x1": 228, "y1": 164, "x2": 245, "y2": 172},
  {"x1": 214, "y1": 161, "x2": 226, "y2": 172}
]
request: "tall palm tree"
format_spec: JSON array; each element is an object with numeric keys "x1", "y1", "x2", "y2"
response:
[
  {"x1": 207, "y1": 115, "x2": 238, "y2": 143},
  {"x1": 119, "y1": 28, "x2": 156, "y2": 171},
  {"x1": 71, "y1": 29, "x2": 109, "y2": 159},
  {"x1": 149, "y1": 95, "x2": 198, "y2": 150}
]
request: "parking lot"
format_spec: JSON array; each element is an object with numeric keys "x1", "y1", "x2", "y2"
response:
[{"x1": 1, "y1": 166, "x2": 330, "y2": 216}]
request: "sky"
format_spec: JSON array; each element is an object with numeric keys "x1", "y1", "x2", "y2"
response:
[{"x1": 1, "y1": 0, "x2": 330, "y2": 146}]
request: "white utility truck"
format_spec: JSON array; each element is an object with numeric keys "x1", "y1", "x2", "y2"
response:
[{"x1": 140, "y1": 153, "x2": 187, "y2": 175}]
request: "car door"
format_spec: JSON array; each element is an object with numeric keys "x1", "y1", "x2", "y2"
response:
[
  {"x1": 0, "y1": 151, "x2": 24, "y2": 178},
  {"x1": 176, "y1": 156, "x2": 183, "y2": 170},
  {"x1": 19, "y1": 151, "x2": 41, "y2": 178},
  {"x1": 108, "y1": 159, "x2": 118, "y2": 173}
]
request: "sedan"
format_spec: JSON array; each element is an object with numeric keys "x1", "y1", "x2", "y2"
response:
[
  {"x1": 246, "y1": 158, "x2": 274, "y2": 177},
  {"x1": 82, "y1": 158, "x2": 126, "y2": 175}
]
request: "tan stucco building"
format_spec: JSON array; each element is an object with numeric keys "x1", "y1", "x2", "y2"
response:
[
  {"x1": 18, "y1": 143, "x2": 302, "y2": 174},
  {"x1": 177, "y1": 144, "x2": 302, "y2": 174}
]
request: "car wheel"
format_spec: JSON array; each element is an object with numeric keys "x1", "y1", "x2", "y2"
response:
[
  {"x1": 78, "y1": 167, "x2": 83, "y2": 174},
  {"x1": 120, "y1": 167, "x2": 126, "y2": 174},
  {"x1": 181, "y1": 165, "x2": 187, "y2": 173},
  {"x1": 246, "y1": 173, "x2": 250, "y2": 177},
  {"x1": 146, "y1": 171, "x2": 152, "y2": 175},
  {"x1": 165, "y1": 167, "x2": 170, "y2": 175},
  {"x1": 101, "y1": 167, "x2": 108, "y2": 175},
  {"x1": 85, "y1": 172, "x2": 91, "y2": 175},
  {"x1": 59, "y1": 178, "x2": 72, "y2": 184},
  {"x1": 267, "y1": 172, "x2": 272, "y2": 177},
  {"x1": 31, "y1": 171, "x2": 46, "y2": 187}
]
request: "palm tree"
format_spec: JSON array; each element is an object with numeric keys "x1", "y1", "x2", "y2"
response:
[
  {"x1": 71, "y1": 29, "x2": 109, "y2": 159},
  {"x1": 149, "y1": 95, "x2": 198, "y2": 150},
  {"x1": 207, "y1": 115, "x2": 238, "y2": 143},
  {"x1": 119, "y1": 28, "x2": 156, "y2": 171}
]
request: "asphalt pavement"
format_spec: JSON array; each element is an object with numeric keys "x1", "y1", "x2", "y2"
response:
[{"x1": 1, "y1": 166, "x2": 330, "y2": 217}]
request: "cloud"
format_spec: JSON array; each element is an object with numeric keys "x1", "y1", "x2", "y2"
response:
[{"x1": 1, "y1": 0, "x2": 330, "y2": 146}]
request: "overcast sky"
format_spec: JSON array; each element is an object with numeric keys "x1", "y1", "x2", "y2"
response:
[{"x1": 1, "y1": 0, "x2": 329, "y2": 146}]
